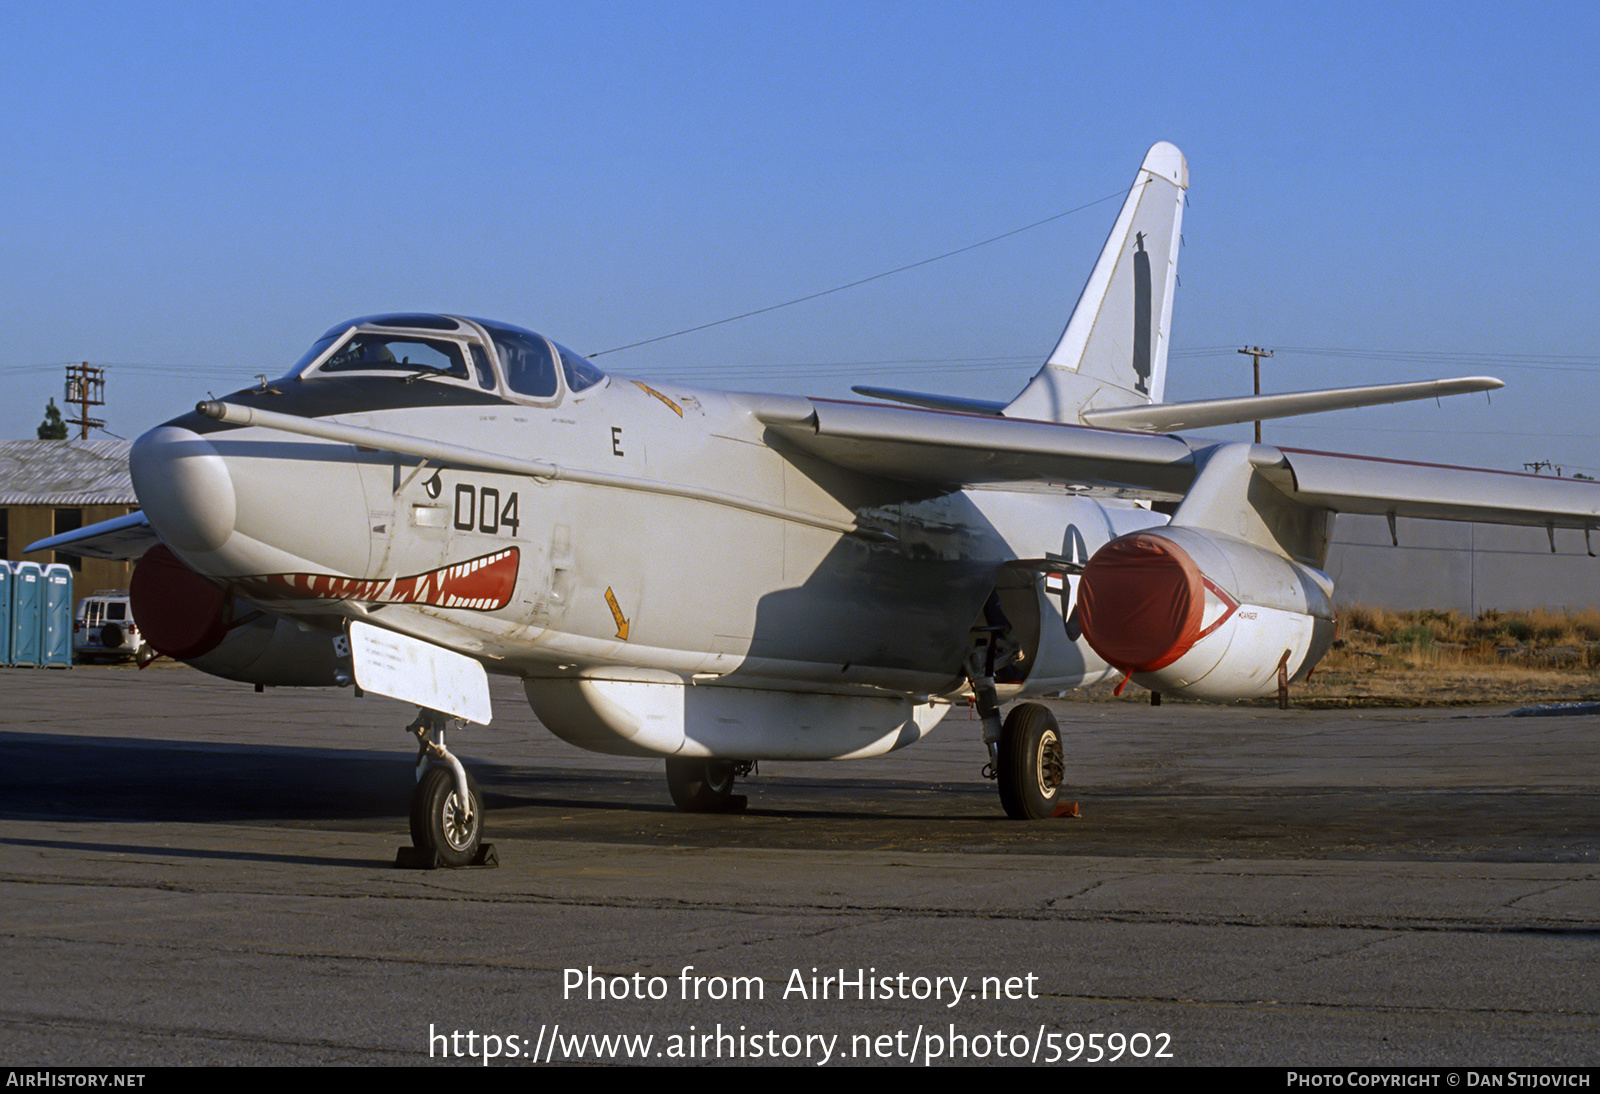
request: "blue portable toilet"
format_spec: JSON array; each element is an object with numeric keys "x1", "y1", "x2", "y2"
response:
[
  {"x1": 0, "y1": 562, "x2": 11, "y2": 666},
  {"x1": 41, "y1": 564, "x2": 73, "y2": 668},
  {"x1": 10, "y1": 562, "x2": 42, "y2": 668}
]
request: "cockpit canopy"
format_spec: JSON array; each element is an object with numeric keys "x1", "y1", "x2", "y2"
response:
[{"x1": 287, "y1": 314, "x2": 606, "y2": 401}]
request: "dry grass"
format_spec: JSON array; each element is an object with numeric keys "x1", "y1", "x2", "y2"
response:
[
  {"x1": 1329, "y1": 604, "x2": 1600, "y2": 668},
  {"x1": 1304, "y1": 604, "x2": 1600, "y2": 704},
  {"x1": 1065, "y1": 605, "x2": 1600, "y2": 706},
  {"x1": 1339, "y1": 604, "x2": 1600, "y2": 655}
]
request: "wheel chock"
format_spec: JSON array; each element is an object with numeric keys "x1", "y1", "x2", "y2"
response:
[{"x1": 394, "y1": 843, "x2": 499, "y2": 869}]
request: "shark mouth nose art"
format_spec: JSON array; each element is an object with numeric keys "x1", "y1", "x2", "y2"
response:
[{"x1": 242, "y1": 548, "x2": 519, "y2": 611}]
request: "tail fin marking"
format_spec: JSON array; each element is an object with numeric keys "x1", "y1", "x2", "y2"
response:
[{"x1": 1005, "y1": 142, "x2": 1188, "y2": 423}]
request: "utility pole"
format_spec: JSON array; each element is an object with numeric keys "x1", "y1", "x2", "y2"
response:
[
  {"x1": 1238, "y1": 346, "x2": 1273, "y2": 444},
  {"x1": 63, "y1": 362, "x2": 105, "y2": 440}
]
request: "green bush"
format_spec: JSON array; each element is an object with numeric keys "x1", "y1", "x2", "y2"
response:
[{"x1": 1392, "y1": 625, "x2": 1434, "y2": 650}]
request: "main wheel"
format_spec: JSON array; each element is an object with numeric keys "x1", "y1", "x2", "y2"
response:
[
  {"x1": 665, "y1": 757, "x2": 738, "y2": 812},
  {"x1": 997, "y1": 703, "x2": 1065, "y2": 820},
  {"x1": 410, "y1": 765, "x2": 483, "y2": 867}
]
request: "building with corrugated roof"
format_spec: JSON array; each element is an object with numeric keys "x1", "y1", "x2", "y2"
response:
[{"x1": 0, "y1": 439, "x2": 137, "y2": 593}]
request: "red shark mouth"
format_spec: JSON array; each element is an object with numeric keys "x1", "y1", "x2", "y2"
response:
[{"x1": 241, "y1": 547, "x2": 519, "y2": 611}]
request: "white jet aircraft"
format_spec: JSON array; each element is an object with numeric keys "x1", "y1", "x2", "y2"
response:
[{"x1": 34, "y1": 143, "x2": 1600, "y2": 867}]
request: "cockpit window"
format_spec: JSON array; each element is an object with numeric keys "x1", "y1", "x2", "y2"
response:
[
  {"x1": 480, "y1": 321, "x2": 558, "y2": 399},
  {"x1": 556, "y1": 342, "x2": 605, "y2": 392},
  {"x1": 319, "y1": 334, "x2": 468, "y2": 378},
  {"x1": 289, "y1": 315, "x2": 607, "y2": 398},
  {"x1": 358, "y1": 314, "x2": 462, "y2": 331},
  {"x1": 469, "y1": 344, "x2": 497, "y2": 390},
  {"x1": 287, "y1": 328, "x2": 350, "y2": 376}
]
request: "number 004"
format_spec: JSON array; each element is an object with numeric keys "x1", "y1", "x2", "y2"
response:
[{"x1": 453, "y1": 484, "x2": 520, "y2": 535}]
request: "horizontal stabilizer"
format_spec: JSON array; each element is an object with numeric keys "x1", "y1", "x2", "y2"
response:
[
  {"x1": 850, "y1": 385, "x2": 1007, "y2": 416},
  {"x1": 25, "y1": 510, "x2": 157, "y2": 560},
  {"x1": 1079, "y1": 376, "x2": 1503, "y2": 432}
]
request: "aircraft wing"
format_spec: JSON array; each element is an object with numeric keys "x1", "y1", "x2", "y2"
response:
[
  {"x1": 848, "y1": 385, "x2": 1008, "y2": 416},
  {"x1": 756, "y1": 396, "x2": 1600, "y2": 530},
  {"x1": 25, "y1": 510, "x2": 158, "y2": 560},
  {"x1": 1265, "y1": 448, "x2": 1600, "y2": 530},
  {"x1": 757, "y1": 397, "x2": 1201, "y2": 497}
]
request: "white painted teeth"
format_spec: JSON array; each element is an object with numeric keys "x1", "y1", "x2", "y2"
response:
[{"x1": 257, "y1": 547, "x2": 518, "y2": 612}]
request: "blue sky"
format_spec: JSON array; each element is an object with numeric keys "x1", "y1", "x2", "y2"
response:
[{"x1": 3, "y1": 1, "x2": 1596, "y2": 473}]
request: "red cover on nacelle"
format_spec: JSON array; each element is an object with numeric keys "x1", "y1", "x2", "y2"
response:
[
  {"x1": 1077, "y1": 533, "x2": 1204, "y2": 673},
  {"x1": 129, "y1": 543, "x2": 229, "y2": 660}
]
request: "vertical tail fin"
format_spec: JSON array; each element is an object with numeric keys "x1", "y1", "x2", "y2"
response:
[{"x1": 1005, "y1": 142, "x2": 1187, "y2": 423}]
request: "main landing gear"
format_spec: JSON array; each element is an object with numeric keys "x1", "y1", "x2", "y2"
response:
[
  {"x1": 665, "y1": 757, "x2": 752, "y2": 813},
  {"x1": 395, "y1": 708, "x2": 497, "y2": 868},
  {"x1": 993, "y1": 702, "x2": 1065, "y2": 820},
  {"x1": 966, "y1": 594, "x2": 1067, "y2": 820},
  {"x1": 971, "y1": 677, "x2": 1068, "y2": 820}
]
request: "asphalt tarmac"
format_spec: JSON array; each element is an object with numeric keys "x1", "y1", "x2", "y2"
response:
[{"x1": 1, "y1": 664, "x2": 1596, "y2": 1066}]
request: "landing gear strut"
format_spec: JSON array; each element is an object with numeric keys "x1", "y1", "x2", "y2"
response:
[
  {"x1": 665, "y1": 757, "x2": 751, "y2": 813},
  {"x1": 966, "y1": 592, "x2": 1065, "y2": 819},
  {"x1": 395, "y1": 708, "x2": 496, "y2": 868}
]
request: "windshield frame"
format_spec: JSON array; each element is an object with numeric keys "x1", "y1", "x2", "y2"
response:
[{"x1": 285, "y1": 315, "x2": 609, "y2": 405}]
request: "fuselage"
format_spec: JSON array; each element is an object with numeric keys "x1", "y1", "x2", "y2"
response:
[{"x1": 129, "y1": 315, "x2": 1167, "y2": 754}]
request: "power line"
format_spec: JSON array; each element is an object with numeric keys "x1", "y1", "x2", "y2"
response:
[{"x1": 590, "y1": 187, "x2": 1132, "y2": 357}]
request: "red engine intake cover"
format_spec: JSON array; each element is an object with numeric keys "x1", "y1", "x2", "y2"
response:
[
  {"x1": 1077, "y1": 533, "x2": 1205, "y2": 673},
  {"x1": 129, "y1": 543, "x2": 230, "y2": 660}
]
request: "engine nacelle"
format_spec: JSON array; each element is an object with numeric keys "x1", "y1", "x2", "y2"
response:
[
  {"x1": 130, "y1": 543, "x2": 346, "y2": 687},
  {"x1": 1076, "y1": 527, "x2": 1335, "y2": 701}
]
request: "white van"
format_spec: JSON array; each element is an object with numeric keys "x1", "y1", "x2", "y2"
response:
[{"x1": 74, "y1": 592, "x2": 145, "y2": 663}]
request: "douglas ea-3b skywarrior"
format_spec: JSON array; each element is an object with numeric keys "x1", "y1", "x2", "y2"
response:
[{"x1": 35, "y1": 143, "x2": 1600, "y2": 866}]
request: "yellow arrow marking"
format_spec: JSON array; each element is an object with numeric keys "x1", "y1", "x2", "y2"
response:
[
  {"x1": 631, "y1": 380, "x2": 684, "y2": 417},
  {"x1": 604, "y1": 586, "x2": 630, "y2": 640}
]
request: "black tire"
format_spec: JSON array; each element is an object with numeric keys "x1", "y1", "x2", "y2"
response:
[
  {"x1": 997, "y1": 703, "x2": 1065, "y2": 820},
  {"x1": 665, "y1": 757, "x2": 738, "y2": 812},
  {"x1": 410, "y1": 765, "x2": 483, "y2": 867},
  {"x1": 101, "y1": 623, "x2": 125, "y2": 650}
]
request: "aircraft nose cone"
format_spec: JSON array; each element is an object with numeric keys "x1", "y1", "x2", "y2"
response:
[{"x1": 130, "y1": 425, "x2": 238, "y2": 553}]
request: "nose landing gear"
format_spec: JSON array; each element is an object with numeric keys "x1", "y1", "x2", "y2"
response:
[{"x1": 395, "y1": 708, "x2": 497, "y2": 868}]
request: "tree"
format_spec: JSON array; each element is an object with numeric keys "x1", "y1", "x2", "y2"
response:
[{"x1": 37, "y1": 398, "x2": 67, "y2": 440}]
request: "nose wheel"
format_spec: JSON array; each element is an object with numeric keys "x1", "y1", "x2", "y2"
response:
[
  {"x1": 395, "y1": 708, "x2": 497, "y2": 868},
  {"x1": 410, "y1": 765, "x2": 484, "y2": 867}
]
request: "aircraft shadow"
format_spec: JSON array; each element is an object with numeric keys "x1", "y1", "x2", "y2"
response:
[
  {"x1": 0, "y1": 731, "x2": 411, "y2": 825},
  {"x1": 6, "y1": 732, "x2": 1594, "y2": 863}
]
